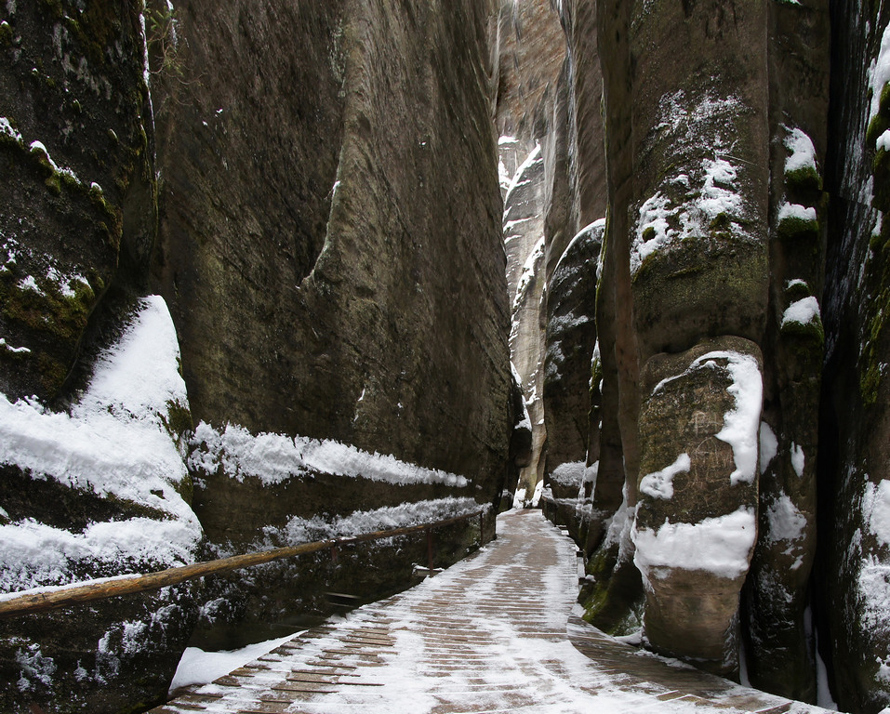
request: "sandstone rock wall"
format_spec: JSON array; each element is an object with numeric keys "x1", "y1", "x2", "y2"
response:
[
  {"x1": 526, "y1": 0, "x2": 890, "y2": 709},
  {"x1": 0, "y1": 2, "x2": 200, "y2": 711},
  {"x1": 744, "y1": 1, "x2": 830, "y2": 701},
  {"x1": 1, "y1": 0, "x2": 513, "y2": 710},
  {"x1": 494, "y1": 0, "x2": 567, "y2": 506},
  {"x1": 147, "y1": 0, "x2": 511, "y2": 642},
  {"x1": 820, "y1": 1, "x2": 890, "y2": 711},
  {"x1": 568, "y1": 0, "x2": 832, "y2": 685}
]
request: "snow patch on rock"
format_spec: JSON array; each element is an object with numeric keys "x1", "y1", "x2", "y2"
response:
[
  {"x1": 630, "y1": 91, "x2": 752, "y2": 275},
  {"x1": 190, "y1": 422, "x2": 469, "y2": 489},
  {"x1": 766, "y1": 494, "x2": 807, "y2": 545},
  {"x1": 551, "y1": 461, "x2": 587, "y2": 488},
  {"x1": 863, "y1": 480, "x2": 890, "y2": 547},
  {"x1": 0, "y1": 296, "x2": 201, "y2": 591},
  {"x1": 503, "y1": 144, "x2": 542, "y2": 208},
  {"x1": 277, "y1": 497, "x2": 481, "y2": 549},
  {"x1": 632, "y1": 507, "x2": 757, "y2": 582},
  {"x1": 790, "y1": 443, "x2": 806, "y2": 478},
  {"x1": 759, "y1": 422, "x2": 778, "y2": 474},
  {"x1": 710, "y1": 353, "x2": 762, "y2": 486},
  {"x1": 784, "y1": 127, "x2": 817, "y2": 174},
  {"x1": 782, "y1": 296, "x2": 821, "y2": 328},
  {"x1": 511, "y1": 235, "x2": 545, "y2": 314},
  {"x1": 650, "y1": 351, "x2": 761, "y2": 486},
  {"x1": 555, "y1": 218, "x2": 605, "y2": 276},
  {"x1": 870, "y1": 22, "x2": 890, "y2": 123},
  {"x1": 639, "y1": 454, "x2": 690, "y2": 501},
  {"x1": 778, "y1": 202, "x2": 817, "y2": 223}
]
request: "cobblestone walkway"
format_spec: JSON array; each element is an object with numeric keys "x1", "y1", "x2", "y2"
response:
[{"x1": 152, "y1": 510, "x2": 833, "y2": 714}]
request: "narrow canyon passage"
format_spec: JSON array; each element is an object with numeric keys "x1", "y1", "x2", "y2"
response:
[
  {"x1": 155, "y1": 512, "x2": 831, "y2": 714},
  {"x1": 3, "y1": 1, "x2": 890, "y2": 712}
]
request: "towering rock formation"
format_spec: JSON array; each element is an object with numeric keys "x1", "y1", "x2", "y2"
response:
[
  {"x1": 744, "y1": 1, "x2": 830, "y2": 701},
  {"x1": 523, "y1": 0, "x2": 889, "y2": 709},
  {"x1": 494, "y1": 0, "x2": 566, "y2": 506},
  {"x1": 3, "y1": 1, "x2": 890, "y2": 712},
  {"x1": 820, "y1": 2, "x2": 890, "y2": 712},
  {"x1": 152, "y1": 0, "x2": 510, "y2": 638},
  {"x1": 0, "y1": 0, "x2": 512, "y2": 711},
  {"x1": 556, "y1": 0, "x2": 831, "y2": 689},
  {"x1": 0, "y1": 2, "x2": 199, "y2": 712},
  {"x1": 509, "y1": 0, "x2": 887, "y2": 709}
]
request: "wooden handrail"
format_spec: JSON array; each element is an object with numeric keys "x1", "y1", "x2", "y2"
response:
[{"x1": 0, "y1": 509, "x2": 485, "y2": 619}]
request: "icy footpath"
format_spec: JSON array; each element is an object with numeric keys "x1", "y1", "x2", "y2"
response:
[{"x1": 155, "y1": 510, "x2": 836, "y2": 714}]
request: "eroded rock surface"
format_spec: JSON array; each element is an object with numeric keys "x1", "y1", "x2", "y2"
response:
[
  {"x1": 543, "y1": 219, "x2": 601, "y2": 486},
  {"x1": 149, "y1": 0, "x2": 511, "y2": 634},
  {"x1": 0, "y1": 2, "x2": 200, "y2": 711},
  {"x1": 819, "y1": 2, "x2": 890, "y2": 711},
  {"x1": 1, "y1": 0, "x2": 513, "y2": 710},
  {"x1": 635, "y1": 338, "x2": 762, "y2": 675}
]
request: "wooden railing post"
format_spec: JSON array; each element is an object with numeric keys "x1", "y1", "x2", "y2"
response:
[{"x1": 426, "y1": 527, "x2": 434, "y2": 573}]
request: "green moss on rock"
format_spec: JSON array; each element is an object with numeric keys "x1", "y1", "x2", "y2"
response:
[
  {"x1": 860, "y1": 284, "x2": 889, "y2": 407},
  {"x1": 580, "y1": 544, "x2": 644, "y2": 636},
  {"x1": 0, "y1": 21, "x2": 12, "y2": 46},
  {"x1": 867, "y1": 112, "x2": 889, "y2": 151},
  {"x1": 785, "y1": 165, "x2": 822, "y2": 193},
  {"x1": 1, "y1": 274, "x2": 95, "y2": 343},
  {"x1": 781, "y1": 315, "x2": 825, "y2": 346},
  {"x1": 784, "y1": 279, "x2": 812, "y2": 303},
  {"x1": 860, "y1": 176, "x2": 890, "y2": 406},
  {"x1": 777, "y1": 214, "x2": 819, "y2": 243}
]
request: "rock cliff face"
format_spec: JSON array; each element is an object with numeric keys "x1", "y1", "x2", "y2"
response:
[
  {"x1": 0, "y1": 2, "x2": 200, "y2": 711},
  {"x1": 0, "y1": 0, "x2": 511, "y2": 711},
  {"x1": 152, "y1": 0, "x2": 510, "y2": 639},
  {"x1": 493, "y1": 0, "x2": 566, "y2": 506},
  {"x1": 154, "y1": 0, "x2": 508, "y2": 481},
  {"x1": 501, "y1": 0, "x2": 887, "y2": 710},
  {"x1": 820, "y1": 2, "x2": 890, "y2": 712},
  {"x1": 4, "y1": 0, "x2": 890, "y2": 712}
]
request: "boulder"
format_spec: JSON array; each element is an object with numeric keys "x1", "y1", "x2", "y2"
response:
[{"x1": 633, "y1": 337, "x2": 761, "y2": 676}]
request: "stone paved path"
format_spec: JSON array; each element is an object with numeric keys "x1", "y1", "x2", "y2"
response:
[{"x1": 152, "y1": 510, "x2": 835, "y2": 714}]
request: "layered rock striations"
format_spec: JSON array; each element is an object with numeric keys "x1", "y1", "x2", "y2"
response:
[{"x1": 0, "y1": 2, "x2": 200, "y2": 712}]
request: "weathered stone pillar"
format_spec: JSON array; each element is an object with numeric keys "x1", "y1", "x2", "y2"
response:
[{"x1": 634, "y1": 338, "x2": 762, "y2": 675}]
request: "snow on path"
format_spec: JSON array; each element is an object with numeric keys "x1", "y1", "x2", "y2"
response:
[{"x1": 154, "y1": 510, "x2": 834, "y2": 714}]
